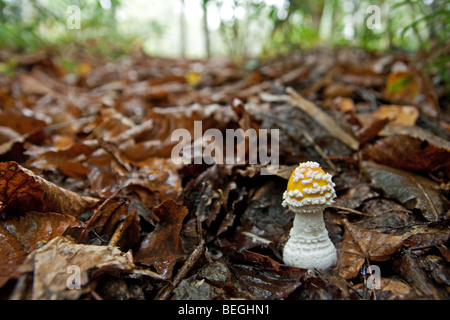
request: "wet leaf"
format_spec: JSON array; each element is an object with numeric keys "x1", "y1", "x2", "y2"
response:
[
  {"x1": 229, "y1": 250, "x2": 305, "y2": 299},
  {"x1": 134, "y1": 200, "x2": 188, "y2": 279}
]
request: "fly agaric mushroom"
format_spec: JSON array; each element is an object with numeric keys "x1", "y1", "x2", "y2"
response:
[{"x1": 281, "y1": 161, "x2": 337, "y2": 270}]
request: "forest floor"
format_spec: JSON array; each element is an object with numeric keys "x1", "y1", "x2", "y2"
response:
[{"x1": 0, "y1": 46, "x2": 449, "y2": 300}]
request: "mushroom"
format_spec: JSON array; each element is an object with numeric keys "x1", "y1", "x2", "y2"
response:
[{"x1": 281, "y1": 161, "x2": 337, "y2": 270}]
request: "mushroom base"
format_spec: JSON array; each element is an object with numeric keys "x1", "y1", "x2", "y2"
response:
[{"x1": 282, "y1": 207, "x2": 337, "y2": 270}]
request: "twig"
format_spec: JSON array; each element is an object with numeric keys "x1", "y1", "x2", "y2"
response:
[
  {"x1": 331, "y1": 205, "x2": 372, "y2": 217},
  {"x1": 409, "y1": 174, "x2": 439, "y2": 221},
  {"x1": 286, "y1": 87, "x2": 360, "y2": 151},
  {"x1": 241, "y1": 231, "x2": 272, "y2": 245},
  {"x1": 78, "y1": 189, "x2": 122, "y2": 243},
  {"x1": 257, "y1": 112, "x2": 337, "y2": 173},
  {"x1": 108, "y1": 210, "x2": 136, "y2": 247},
  {"x1": 288, "y1": 123, "x2": 338, "y2": 173},
  {"x1": 364, "y1": 257, "x2": 377, "y2": 300},
  {"x1": 156, "y1": 241, "x2": 206, "y2": 300}
]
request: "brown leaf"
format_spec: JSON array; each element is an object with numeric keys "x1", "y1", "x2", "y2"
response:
[
  {"x1": 134, "y1": 200, "x2": 188, "y2": 279},
  {"x1": 229, "y1": 250, "x2": 305, "y2": 299},
  {"x1": 404, "y1": 227, "x2": 450, "y2": 250},
  {"x1": 393, "y1": 250, "x2": 445, "y2": 299},
  {"x1": 0, "y1": 161, "x2": 99, "y2": 217},
  {"x1": 372, "y1": 105, "x2": 419, "y2": 127},
  {"x1": 338, "y1": 220, "x2": 404, "y2": 279},
  {"x1": 0, "y1": 212, "x2": 82, "y2": 288},
  {"x1": 17, "y1": 236, "x2": 135, "y2": 300},
  {"x1": 4, "y1": 211, "x2": 83, "y2": 253},
  {"x1": 25, "y1": 142, "x2": 97, "y2": 177},
  {"x1": 361, "y1": 161, "x2": 448, "y2": 221},
  {"x1": 0, "y1": 223, "x2": 27, "y2": 288},
  {"x1": 364, "y1": 134, "x2": 450, "y2": 172},
  {"x1": 0, "y1": 109, "x2": 46, "y2": 144},
  {"x1": 383, "y1": 66, "x2": 439, "y2": 118}
]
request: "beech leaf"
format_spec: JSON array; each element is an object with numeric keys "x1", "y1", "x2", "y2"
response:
[
  {"x1": 134, "y1": 200, "x2": 188, "y2": 279},
  {"x1": 361, "y1": 161, "x2": 448, "y2": 221},
  {"x1": 338, "y1": 220, "x2": 404, "y2": 279},
  {"x1": 17, "y1": 236, "x2": 135, "y2": 300},
  {"x1": 0, "y1": 212, "x2": 82, "y2": 288},
  {"x1": 0, "y1": 161, "x2": 99, "y2": 217}
]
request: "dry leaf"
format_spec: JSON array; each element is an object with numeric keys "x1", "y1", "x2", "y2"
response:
[
  {"x1": 364, "y1": 134, "x2": 450, "y2": 172},
  {"x1": 361, "y1": 161, "x2": 448, "y2": 221},
  {"x1": 373, "y1": 105, "x2": 419, "y2": 127},
  {"x1": 0, "y1": 223, "x2": 27, "y2": 288},
  {"x1": 0, "y1": 161, "x2": 99, "y2": 217},
  {"x1": 383, "y1": 65, "x2": 439, "y2": 118},
  {"x1": 25, "y1": 142, "x2": 97, "y2": 177},
  {"x1": 338, "y1": 220, "x2": 404, "y2": 279},
  {"x1": 17, "y1": 236, "x2": 135, "y2": 300}
]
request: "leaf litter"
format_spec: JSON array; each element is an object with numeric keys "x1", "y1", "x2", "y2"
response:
[{"x1": 0, "y1": 47, "x2": 449, "y2": 300}]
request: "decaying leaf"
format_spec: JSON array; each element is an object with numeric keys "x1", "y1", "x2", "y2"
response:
[
  {"x1": 364, "y1": 134, "x2": 450, "y2": 172},
  {"x1": 0, "y1": 223, "x2": 27, "y2": 288},
  {"x1": 16, "y1": 236, "x2": 135, "y2": 300},
  {"x1": 0, "y1": 161, "x2": 99, "y2": 217},
  {"x1": 372, "y1": 105, "x2": 419, "y2": 127},
  {"x1": 361, "y1": 161, "x2": 449, "y2": 221},
  {"x1": 134, "y1": 200, "x2": 188, "y2": 279},
  {"x1": 25, "y1": 142, "x2": 97, "y2": 177},
  {"x1": 0, "y1": 212, "x2": 83, "y2": 288},
  {"x1": 338, "y1": 220, "x2": 404, "y2": 279},
  {"x1": 393, "y1": 250, "x2": 445, "y2": 299}
]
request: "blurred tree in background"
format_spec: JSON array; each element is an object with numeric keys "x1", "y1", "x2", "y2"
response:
[{"x1": 0, "y1": 0, "x2": 448, "y2": 81}]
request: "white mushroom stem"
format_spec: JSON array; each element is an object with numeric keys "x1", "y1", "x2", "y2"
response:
[{"x1": 283, "y1": 206, "x2": 337, "y2": 270}]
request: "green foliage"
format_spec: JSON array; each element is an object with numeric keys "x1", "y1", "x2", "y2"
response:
[{"x1": 0, "y1": 0, "x2": 447, "y2": 81}]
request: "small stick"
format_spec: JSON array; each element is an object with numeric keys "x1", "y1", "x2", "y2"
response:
[
  {"x1": 286, "y1": 87, "x2": 360, "y2": 151},
  {"x1": 331, "y1": 205, "x2": 372, "y2": 217},
  {"x1": 108, "y1": 210, "x2": 136, "y2": 247},
  {"x1": 364, "y1": 257, "x2": 377, "y2": 300},
  {"x1": 241, "y1": 231, "x2": 272, "y2": 245},
  {"x1": 156, "y1": 241, "x2": 206, "y2": 300}
]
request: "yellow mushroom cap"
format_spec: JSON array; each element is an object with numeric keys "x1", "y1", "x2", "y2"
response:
[{"x1": 282, "y1": 161, "x2": 336, "y2": 211}]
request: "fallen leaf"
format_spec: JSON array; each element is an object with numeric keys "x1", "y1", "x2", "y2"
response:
[
  {"x1": 404, "y1": 227, "x2": 450, "y2": 250},
  {"x1": 372, "y1": 105, "x2": 419, "y2": 127},
  {"x1": 134, "y1": 200, "x2": 188, "y2": 279},
  {"x1": 393, "y1": 250, "x2": 445, "y2": 299},
  {"x1": 361, "y1": 161, "x2": 449, "y2": 221},
  {"x1": 17, "y1": 236, "x2": 135, "y2": 300},
  {"x1": 26, "y1": 142, "x2": 97, "y2": 177},
  {"x1": 338, "y1": 220, "x2": 404, "y2": 279},
  {"x1": 364, "y1": 134, "x2": 450, "y2": 172},
  {"x1": 0, "y1": 212, "x2": 82, "y2": 288},
  {"x1": 383, "y1": 64, "x2": 439, "y2": 118},
  {"x1": 0, "y1": 223, "x2": 27, "y2": 288},
  {"x1": 229, "y1": 250, "x2": 305, "y2": 299},
  {"x1": 0, "y1": 161, "x2": 99, "y2": 217}
]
